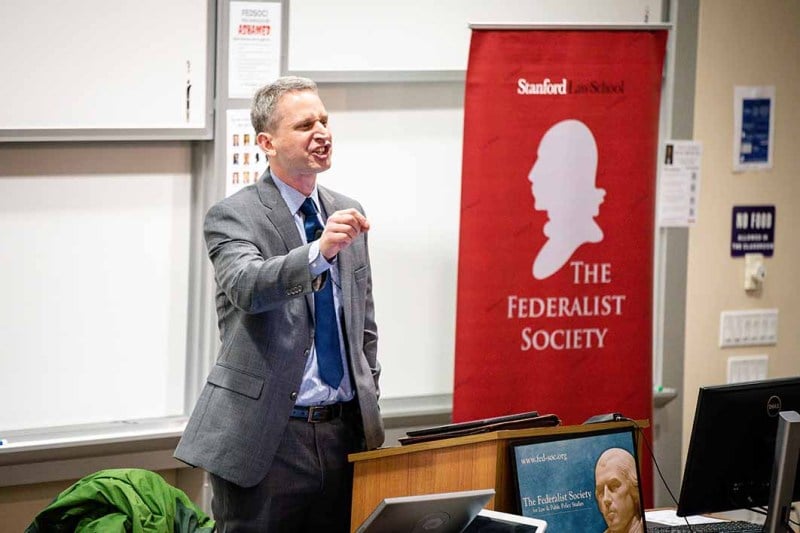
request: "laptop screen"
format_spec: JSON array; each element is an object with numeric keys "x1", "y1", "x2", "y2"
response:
[
  {"x1": 509, "y1": 426, "x2": 645, "y2": 532},
  {"x1": 355, "y1": 488, "x2": 495, "y2": 533}
]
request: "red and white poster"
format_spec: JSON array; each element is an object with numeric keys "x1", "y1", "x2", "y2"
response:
[{"x1": 453, "y1": 27, "x2": 667, "y2": 500}]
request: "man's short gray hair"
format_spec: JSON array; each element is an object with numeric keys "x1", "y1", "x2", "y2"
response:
[{"x1": 250, "y1": 76, "x2": 318, "y2": 134}]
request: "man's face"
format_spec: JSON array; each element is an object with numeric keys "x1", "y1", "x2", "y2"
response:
[
  {"x1": 261, "y1": 90, "x2": 332, "y2": 178},
  {"x1": 595, "y1": 462, "x2": 636, "y2": 532}
]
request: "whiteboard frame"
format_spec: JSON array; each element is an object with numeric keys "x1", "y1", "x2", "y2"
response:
[
  {"x1": 286, "y1": 70, "x2": 467, "y2": 83},
  {"x1": 0, "y1": 0, "x2": 216, "y2": 142}
]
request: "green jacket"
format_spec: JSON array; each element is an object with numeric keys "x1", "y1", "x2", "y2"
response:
[{"x1": 25, "y1": 468, "x2": 215, "y2": 533}]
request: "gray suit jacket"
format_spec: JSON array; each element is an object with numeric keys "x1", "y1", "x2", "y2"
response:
[{"x1": 175, "y1": 174, "x2": 384, "y2": 487}]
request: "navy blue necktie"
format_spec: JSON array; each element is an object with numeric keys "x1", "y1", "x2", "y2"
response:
[{"x1": 299, "y1": 197, "x2": 344, "y2": 388}]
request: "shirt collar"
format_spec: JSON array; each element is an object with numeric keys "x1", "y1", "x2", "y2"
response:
[{"x1": 270, "y1": 170, "x2": 321, "y2": 216}]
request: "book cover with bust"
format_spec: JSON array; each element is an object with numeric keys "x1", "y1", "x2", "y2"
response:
[{"x1": 510, "y1": 428, "x2": 644, "y2": 532}]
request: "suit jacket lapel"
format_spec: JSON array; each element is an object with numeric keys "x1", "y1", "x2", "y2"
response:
[
  {"x1": 256, "y1": 172, "x2": 303, "y2": 250},
  {"x1": 256, "y1": 172, "x2": 314, "y2": 314}
]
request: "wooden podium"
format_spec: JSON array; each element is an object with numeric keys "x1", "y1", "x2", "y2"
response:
[{"x1": 348, "y1": 420, "x2": 645, "y2": 532}]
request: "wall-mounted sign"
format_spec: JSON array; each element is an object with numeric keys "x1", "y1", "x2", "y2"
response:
[
  {"x1": 228, "y1": 1, "x2": 282, "y2": 99},
  {"x1": 658, "y1": 140, "x2": 702, "y2": 227},
  {"x1": 733, "y1": 86, "x2": 775, "y2": 172},
  {"x1": 731, "y1": 205, "x2": 775, "y2": 257},
  {"x1": 226, "y1": 108, "x2": 267, "y2": 197}
]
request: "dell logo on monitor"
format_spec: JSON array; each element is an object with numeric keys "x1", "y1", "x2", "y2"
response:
[{"x1": 767, "y1": 395, "x2": 782, "y2": 416}]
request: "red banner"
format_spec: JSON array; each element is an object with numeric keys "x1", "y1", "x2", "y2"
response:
[{"x1": 454, "y1": 28, "x2": 667, "y2": 502}]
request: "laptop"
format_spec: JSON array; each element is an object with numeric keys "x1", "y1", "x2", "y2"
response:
[
  {"x1": 355, "y1": 488, "x2": 495, "y2": 533},
  {"x1": 467, "y1": 509, "x2": 548, "y2": 532}
]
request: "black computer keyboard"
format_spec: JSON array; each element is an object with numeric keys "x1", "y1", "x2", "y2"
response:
[{"x1": 648, "y1": 520, "x2": 763, "y2": 533}]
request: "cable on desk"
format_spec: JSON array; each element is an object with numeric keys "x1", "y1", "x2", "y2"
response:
[{"x1": 617, "y1": 416, "x2": 697, "y2": 532}]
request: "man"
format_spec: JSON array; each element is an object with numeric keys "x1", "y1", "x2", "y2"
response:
[
  {"x1": 175, "y1": 76, "x2": 384, "y2": 532},
  {"x1": 594, "y1": 448, "x2": 643, "y2": 533}
]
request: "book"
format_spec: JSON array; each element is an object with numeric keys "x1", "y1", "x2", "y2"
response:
[{"x1": 508, "y1": 427, "x2": 645, "y2": 532}]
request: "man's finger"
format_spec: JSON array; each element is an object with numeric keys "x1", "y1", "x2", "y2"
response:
[
  {"x1": 346, "y1": 209, "x2": 370, "y2": 231},
  {"x1": 332, "y1": 209, "x2": 370, "y2": 232}
]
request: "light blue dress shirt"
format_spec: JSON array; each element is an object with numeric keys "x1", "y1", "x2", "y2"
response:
[{"x1": 271, "y1": 172, "x2": 354, "y2": 406}]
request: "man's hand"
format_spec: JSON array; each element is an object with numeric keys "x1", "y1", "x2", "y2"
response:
[{"x1": 318, "y1": 208, "x2": 370, "y2": 260}]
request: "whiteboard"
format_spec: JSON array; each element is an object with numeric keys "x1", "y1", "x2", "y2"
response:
[
  {"x1": 0, "y1": 144, "x2": 191, "y2": 432},
  {"x1": 288, "y1": 0, "x2": 662, "y2": 75},
  {"x1": 0, "y1": 0, "x2": 211, "y2": 139}
]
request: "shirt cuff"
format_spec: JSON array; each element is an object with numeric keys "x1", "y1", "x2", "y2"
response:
[{"x1": 308, "y1": 240, "x2": 333, "y2": 277}]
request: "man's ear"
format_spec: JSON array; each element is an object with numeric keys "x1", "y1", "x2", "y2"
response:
[{"x1": 256, "y1": 132, "x2": 275, "y2": 157}]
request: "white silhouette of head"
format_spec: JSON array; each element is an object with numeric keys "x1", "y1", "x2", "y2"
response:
[{"x1": 529, "y1": 119, "x2": 606, "y2": 280}]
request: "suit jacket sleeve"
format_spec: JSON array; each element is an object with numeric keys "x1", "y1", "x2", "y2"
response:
[{"x1": 204, "y1": 199, "x2": 314, "y2": 314}]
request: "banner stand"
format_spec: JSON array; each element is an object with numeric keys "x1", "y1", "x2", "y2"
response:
[{"x1": 453, "y1": 24, "x2": 669, "y2": 510}]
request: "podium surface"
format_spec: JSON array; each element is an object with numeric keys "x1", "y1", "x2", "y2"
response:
[{"x1": 348, "y1": 420, "x2": 645, "y2": 532}]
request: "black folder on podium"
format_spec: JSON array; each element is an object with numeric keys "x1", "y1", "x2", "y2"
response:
[{"x1": 398, "y1": 411, "x2": 560, "y2": 445}]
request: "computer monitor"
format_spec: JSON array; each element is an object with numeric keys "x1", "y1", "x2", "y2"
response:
[{"x1": 677, "y1": 376, "x2": 800, "y2": 525}]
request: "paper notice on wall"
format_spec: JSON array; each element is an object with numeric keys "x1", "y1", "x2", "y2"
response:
[
  {"x1": 228, "y1": 1, "x2": 282, "y2": 99},
  {"x1": 226, "y1": 109, "x2": 267, "y2": 197},
  {"x1": 657, "y1": 140, "x2": 702, "y2": 227},
  {"x1": 733, "y1": 85, "x2": 775, "y2": 172}
]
